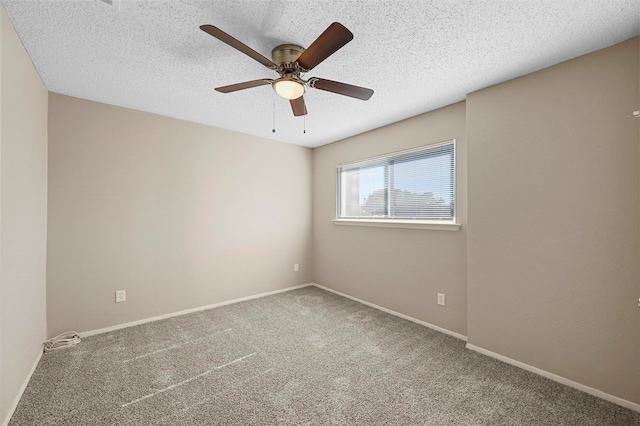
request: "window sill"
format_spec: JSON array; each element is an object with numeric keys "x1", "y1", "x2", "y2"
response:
[{"x1": 333, "y1": 219, "x2": 461, "y2": 231}]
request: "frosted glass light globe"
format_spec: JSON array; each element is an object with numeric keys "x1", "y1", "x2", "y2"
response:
[{"x1": 273, "y1": 79, "x2": 305, "y2": 99}]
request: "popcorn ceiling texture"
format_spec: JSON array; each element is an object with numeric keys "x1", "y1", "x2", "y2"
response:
[
  {"x1": 1, "y1": 0, "x2": 640, "y2": 147},
  {"x1": 1, "y1": 0, "x2": 638, "y2": 147},
  {"x1": 8, "y1": 287, "x2": 640, "y2": 425}
]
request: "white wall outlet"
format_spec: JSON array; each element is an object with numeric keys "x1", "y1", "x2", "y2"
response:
[
  {"x1": 115, "y1": 290, "x2": 126, "y2": 303},
  {"x1": 294, "y1": 263, "x2": 299, "y2": 272},
  {"x1": 437, "y1": 293, "x2": 446, "y2": 306}
]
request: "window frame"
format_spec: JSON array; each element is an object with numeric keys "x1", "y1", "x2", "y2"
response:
[{"x1": 334, "y1": 139, "x2": 459, "y2": 231}]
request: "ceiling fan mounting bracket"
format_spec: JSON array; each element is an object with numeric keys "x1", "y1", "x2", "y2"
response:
[{"x1": 271, "y1": 44, "x2": 306, "y2": 66}]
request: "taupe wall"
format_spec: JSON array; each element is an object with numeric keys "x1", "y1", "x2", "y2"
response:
[
  {"x1": 313, "y1": 38, "x2": 639, "y2": 404},
  {"x1": 313, "y1": 102, "x2": 468, "y2": 336},
  {"x1": 0, "y1": 6, "x2": 48, "y2": 424},
  {"x1": 466, "y1": 38, "x2": 639, "y2": 403},
  {"x1": 3, "y1": 15, "x2": 638, "y2": 421},
  {"x1": 47, "y1": 94, "x2": 313, "y2": 336}
]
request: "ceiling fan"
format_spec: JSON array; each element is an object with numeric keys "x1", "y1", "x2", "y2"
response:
[{"x1": 199, "y1": 22, "x2": 374, "y2": 117}]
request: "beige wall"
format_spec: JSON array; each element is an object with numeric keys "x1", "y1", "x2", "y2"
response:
[
  {"x1": 47, "y1": 94, "x2": 313, "y2": 336},
  {"x1": 0, "y1": 6, "x2": 48, "y2": 424},
  {"x1": 313, "y1": 102, "x2": 468, "y2": 336},
  {"x1": 2, "y1": 12, "x2": 638, "y2": 420},
  {"x1": 314, "y1": 37, "x2": 639, "y2": 404},
  {"x1": 467, "y1": 38, "x2": 639, "y2": 403}
]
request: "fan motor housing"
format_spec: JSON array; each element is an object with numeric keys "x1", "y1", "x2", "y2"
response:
[{"x1": 271, "y1": 44, "x2": 305, "y2": 65}]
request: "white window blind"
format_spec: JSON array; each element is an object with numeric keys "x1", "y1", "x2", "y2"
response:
[{"x1": 337, "y1": 140, "x2": 455, "y2": 221}]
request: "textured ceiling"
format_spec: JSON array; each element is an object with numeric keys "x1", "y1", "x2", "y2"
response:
[{"x1": 2, "y1": 1, "x2": 639, "y2": 148}]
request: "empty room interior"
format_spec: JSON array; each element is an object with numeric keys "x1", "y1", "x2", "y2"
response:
[{"x1": 1, "y1": 1, "x2": 640, "y2": 425}]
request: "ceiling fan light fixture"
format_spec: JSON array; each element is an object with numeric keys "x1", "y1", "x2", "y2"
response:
[
  {"x1": 201, "y1": 23, "x2": 373, "y2": 118},
  {"x1": 273, "y1": 78, "x2": 305, "y2": 100}
]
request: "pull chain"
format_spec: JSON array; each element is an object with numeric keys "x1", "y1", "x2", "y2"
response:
[
  {"x1": 303, "y1": 115, "x2": 306, "y2": 134},
  {"x1": 272, "y1": 95, "x2": 276, "y2": 133}
]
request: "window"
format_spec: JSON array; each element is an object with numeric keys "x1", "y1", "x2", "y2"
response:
[{"x1": 336, "y1": 140, "x2": 456, "y2": 225}]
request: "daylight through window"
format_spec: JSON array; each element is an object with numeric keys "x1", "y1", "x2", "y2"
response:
[{"x1": 337, "y1": 140, "x2": 455, "y2": 222}]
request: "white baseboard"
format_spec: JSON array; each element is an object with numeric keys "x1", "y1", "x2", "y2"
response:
[
  {"x1": 466, "y1": 343, "x2": 640, "y2": 413},
  {"x1": 311, "y1": 283, "x2": 467, "y2": 341},
  {"x1": 80, "y1": 283, "x2": 313, "y2": 338},
  {"x1": 25, "y1": 282, "x2": 640, "y2": 418},
  {"x1": 313, "y1": 283, "x2": 640, "y2": 413},
  {"x1": 2, "y1": 348, "x2": 43, "y2": 426}
]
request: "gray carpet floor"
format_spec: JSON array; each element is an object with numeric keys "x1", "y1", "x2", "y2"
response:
[{"x1": 9, "y1": 286, "x2": 640, "y2": 425}]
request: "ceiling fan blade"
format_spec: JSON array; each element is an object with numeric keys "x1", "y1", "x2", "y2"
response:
[
  {"x1": 215, "y1": 79, "x2": 272, "y2": 93},
  {"x1": 200, "y1": 25, "x2": 276, "y2": 69},
  {"x1": 296, "y1": 22, "x2": 353, "y2": 71},
  {"x1": 311, "y1": 78, "x2": 374, "y2": 100},
  {"x1": 290, "y1": 96, "x2": 308, "y2": 116}
]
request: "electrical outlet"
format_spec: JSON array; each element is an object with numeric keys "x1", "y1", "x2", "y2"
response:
[
  {"x1": 115, "y1": 290, "x2": 126, "y2": 303},
  {"x1": 437, "y1": 293, "x2": 445, "y2": 306},
  {"x1": 294, "y1": 263, "x2": 299, "y2": 272}
]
